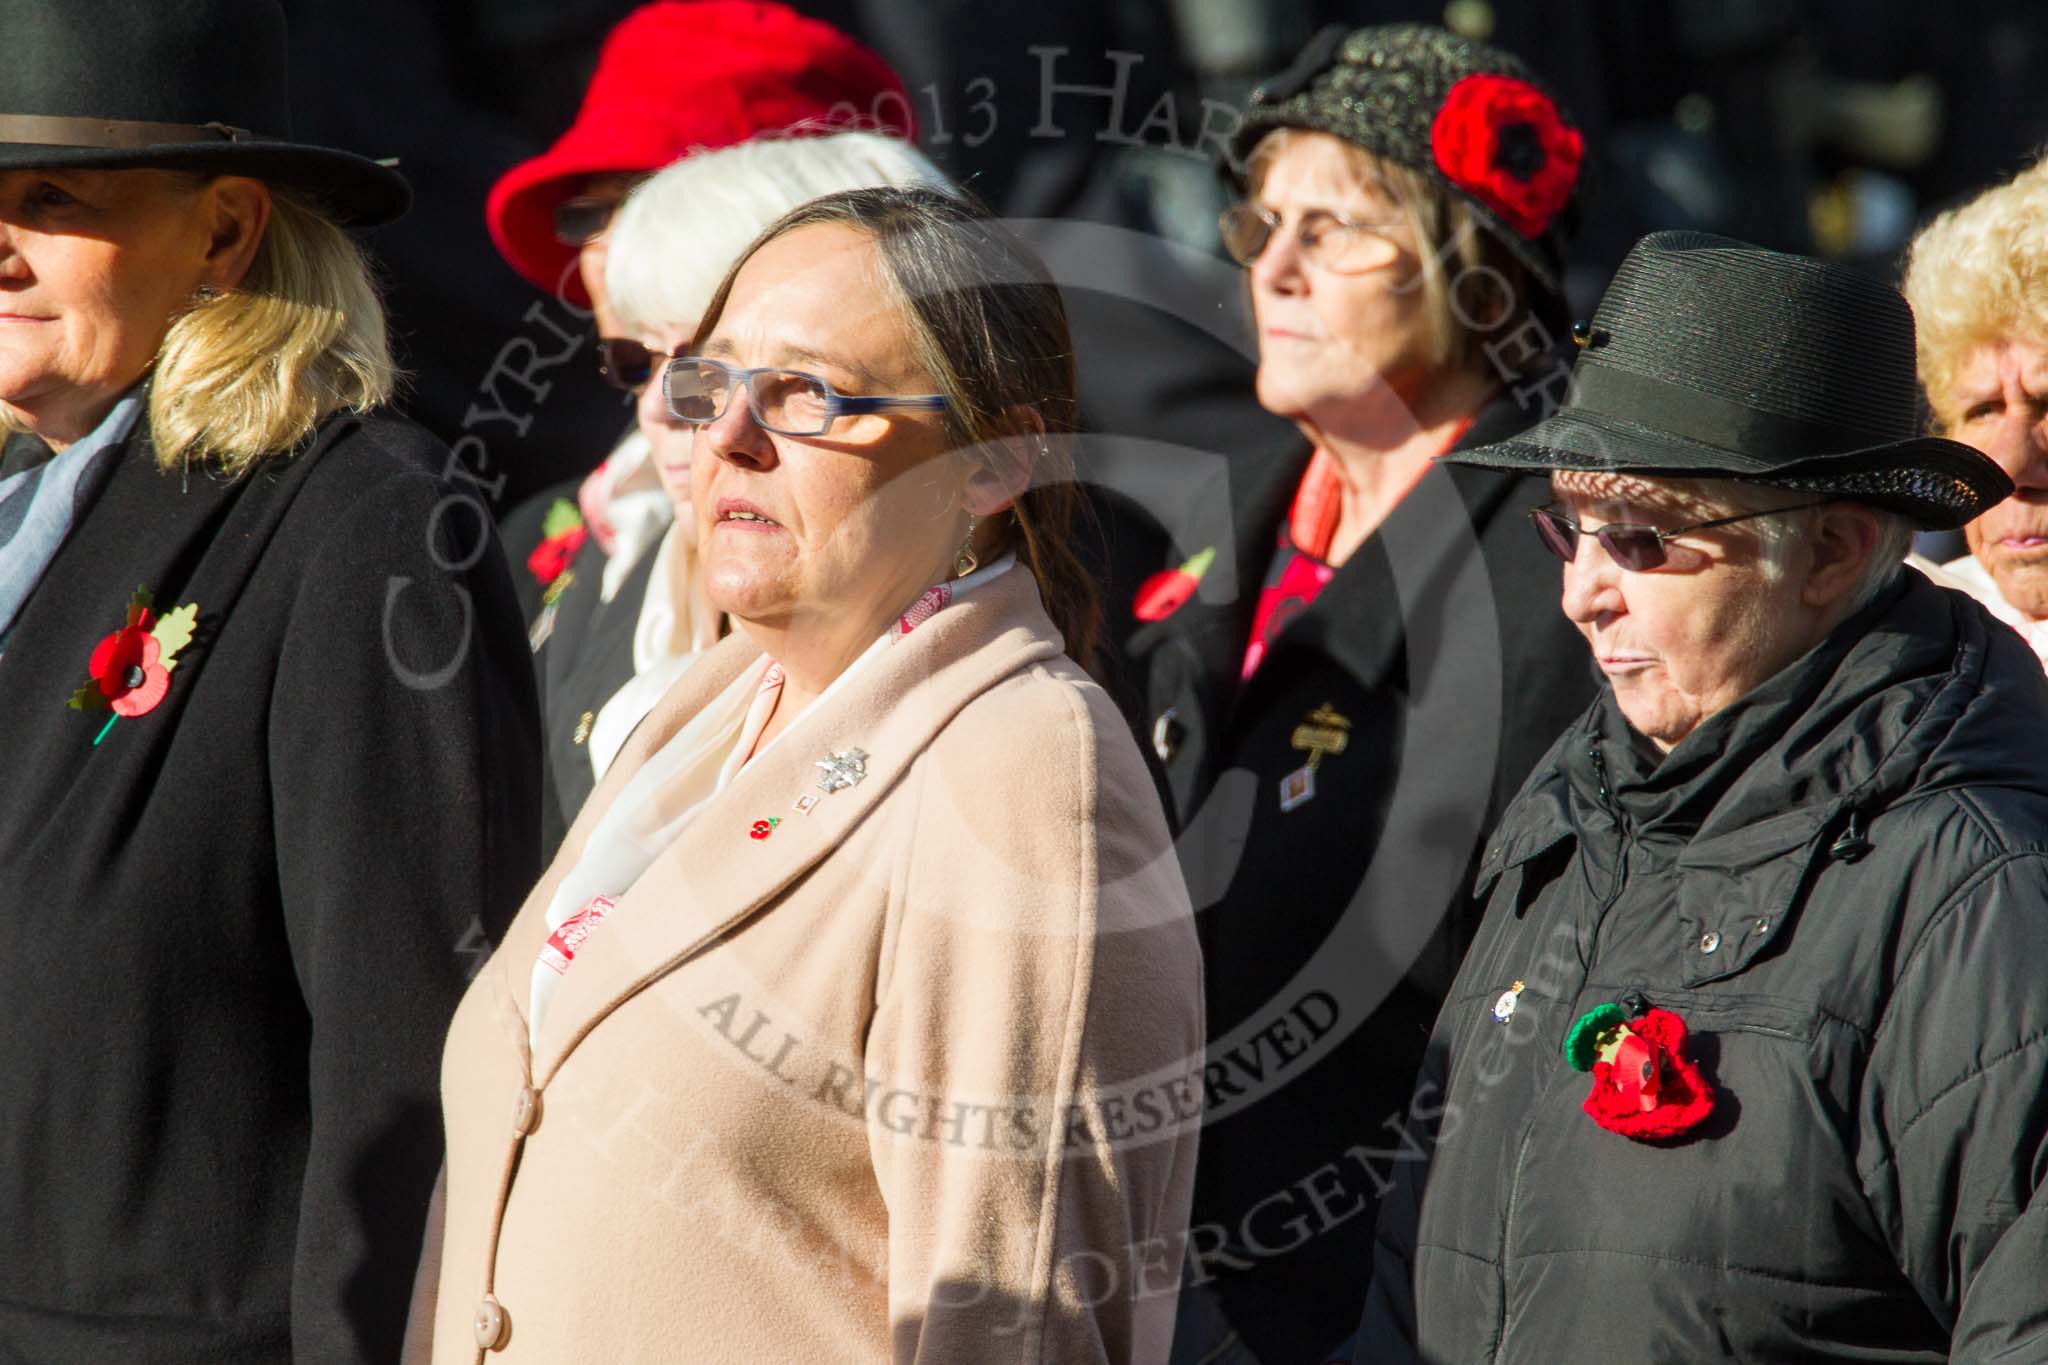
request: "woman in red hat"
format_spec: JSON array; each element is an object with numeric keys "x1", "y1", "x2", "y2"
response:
[{"x1": 491, "y1": 0, "x2": 914, "y2": 620}]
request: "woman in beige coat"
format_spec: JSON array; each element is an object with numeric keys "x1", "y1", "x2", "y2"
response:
[{"x1": 409, "y1": 187, "x2": 1204, "y2": 1363}]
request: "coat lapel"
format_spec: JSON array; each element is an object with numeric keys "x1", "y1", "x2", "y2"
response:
[{"x1": 523, "y1": 568, "x2": 1062, "y2": 1083}]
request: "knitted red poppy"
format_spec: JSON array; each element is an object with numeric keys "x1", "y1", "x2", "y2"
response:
[
  {"x1": 1430, "y1": 73, "x2": 1584, "y2": 240},
  {"x1": 1577, "y1": 1008, "x2": 1716, "y2": 1141}
]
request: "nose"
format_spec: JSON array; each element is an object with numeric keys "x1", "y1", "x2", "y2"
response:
[
  {"x1": 1248, "y1": 219, "x2": 1305, "y2": 296},
  {"x1": 2012, "y1": 411, "x2": 2048, "y2": 495},
  {"x1": 700, "y1": 376, "x2": 776, "y2": 471},
  {"x1": 1558, "y1": 527, "x2": 1623, "y2": 626}
]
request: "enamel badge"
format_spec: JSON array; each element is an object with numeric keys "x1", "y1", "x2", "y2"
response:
[{"x1": 1279, "y1": 702, "x2": 1351, "y2": 812}]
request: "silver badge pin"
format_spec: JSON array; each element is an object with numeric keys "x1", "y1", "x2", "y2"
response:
[{"x1": 815, "y1": 748, "x2": 869, "y2": 794}]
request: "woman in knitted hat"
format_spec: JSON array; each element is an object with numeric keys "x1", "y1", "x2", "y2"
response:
[
  {"x1": 1115, "y1": 26, "x2": 1597, "y2": 1363},
  {"x1": 0, "y1": 2, "x2": 538, "y2": 1358}
]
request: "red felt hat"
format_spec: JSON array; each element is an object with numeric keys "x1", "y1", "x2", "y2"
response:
[{"x1": 486, "y1": 0, "x2": 912, "y2": 302}]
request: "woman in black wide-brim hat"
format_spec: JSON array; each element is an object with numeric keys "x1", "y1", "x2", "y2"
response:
[
  {"x1": 1357, "y1": 232, "x2": 2048, "y2": 1362},
  {"x1": 0, "y1": 2, "x2": 539, "y2": 1360},
  {"x1": 1107, "y1": 25, "x2": 1599, "y2": 1363}
]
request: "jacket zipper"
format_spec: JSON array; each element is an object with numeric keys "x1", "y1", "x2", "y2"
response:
[{"x1": 1495, "y1": 733, "x2": 1636, "y2": 1357}]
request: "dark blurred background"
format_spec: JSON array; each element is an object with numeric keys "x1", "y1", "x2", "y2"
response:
[{"x1": 281, "y1": 0, "x2": 2048, "y2": 517}]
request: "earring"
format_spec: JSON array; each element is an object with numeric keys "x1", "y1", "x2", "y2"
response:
[
  {"x1": 194, "y1": 284, "x2": 220, "y2": 303},
  {"x1": 953, "y1": 512, "x2": 979, "y2": 579}
]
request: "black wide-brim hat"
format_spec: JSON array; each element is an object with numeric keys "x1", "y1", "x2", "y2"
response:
[
  {"x1": 1443, "y1": 230, "x2": 2012, "y2": 530},
  {"x1": 0, "y1": 0, "x2": 409, "y2": 227}
]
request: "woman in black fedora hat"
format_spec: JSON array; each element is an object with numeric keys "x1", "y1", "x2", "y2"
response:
[
  {"x1": 1356, "y1": 231, "x2": 2048, "y2": 1363},
  {"x1": 0, "y1": 2, "x2": 539, "y2": 1361},
  {"x1": 1109, "y1": 25, "x2": 1600, "y2": 1363}
]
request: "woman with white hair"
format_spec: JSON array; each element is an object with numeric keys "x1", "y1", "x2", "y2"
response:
[
  {"x1": 0, "y1": 2, "x2": 538, "y2": 1359},
  {"x1": 530, "y1": 130, "x2": 951, "y2": 856},
  {"x1": 1902, "y1": 152, "x2": 2048, "y2": 668}
]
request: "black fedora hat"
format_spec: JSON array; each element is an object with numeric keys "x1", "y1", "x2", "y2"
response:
[
  {"x1": 0, "y1": 0, "x2": 409, "y2": 227},
  {"x1": 1443, "y1": 230, "x2": 2011, "y2": 530}
]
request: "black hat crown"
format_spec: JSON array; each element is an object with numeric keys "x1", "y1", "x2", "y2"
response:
[
  {"x1": 1445, "y1": 231, "x2": 2011, "y2": 530},
  {"x1": 0, "y1": 0, "x2": 407, "y2": 225}
]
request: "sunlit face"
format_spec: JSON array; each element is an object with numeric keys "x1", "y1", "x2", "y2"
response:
[
  {"x1": 1947, "y1": 337, "x2": 2048, "y2": 620},
  {"x1": 635, "y1": 321, "x2": 695, "y2": 512},
  {"x1": 690, "y1": 222, "x2": 962, "y2": 650},
  {"x1": 1244, "y1": 132, "x2": 1433, "y2": 427},
  {"x1": 0, "y1": 168, "x2": 217, "y2": 444},
  {"x1": 1552, "y1": 472, "x2": 1825, "y2": 750}
]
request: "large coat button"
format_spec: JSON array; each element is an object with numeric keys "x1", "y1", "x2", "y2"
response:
[
  {"x1": 512, "y1": 1085, "x2": 541, "y2": 1136},
  {"x1": 473, "y1": 1295, "x2": 509, "y2": 1350}
]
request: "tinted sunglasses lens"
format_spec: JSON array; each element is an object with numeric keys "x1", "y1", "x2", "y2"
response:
[
  {"x1": 598, "y1": 338, "x2": 653, "y2": 388},
  {"x1": 664, "y1": 361, "x2": 727, "y2": 423},
  {"x1": 553, "y1": 196, "x2": 615, "y2": 246},
  {"x1": 1218, "y1": 204, "x2": 1272, "y2": 266},
  {"x1": 1597, "y1": 526, "x2": 1668, "y2": 572},
  {"x1": 1530, "y1": 508, "x2": 1577, "y2": 562}
]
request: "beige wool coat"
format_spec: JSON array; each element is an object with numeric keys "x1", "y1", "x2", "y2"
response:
[{"x1": 409, "y1": 569, "x2": 1204, "y2": 1364}]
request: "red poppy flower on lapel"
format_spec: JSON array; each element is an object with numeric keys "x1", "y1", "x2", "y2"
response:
[
  {"x1": 1564, "y1": 1004, "x2": 1716, "y2": 1141},
  {"x1": 1430, "y1": 73, "x2": 1584, "y2": 239},
  {"x1": 528, "y1": 498, "x2": 587, "y2": 588},
  {"x1": 1133, "y1": 546, "x2": 1216, "y2": 623},
  {"x1": 67, "y1": 585, "x2": 199, "y2": 728}
]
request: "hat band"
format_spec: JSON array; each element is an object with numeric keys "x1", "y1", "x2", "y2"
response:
[
  {"x1": 0, "y1": 113, "x2": 256, "y2": 150},
  {"x1": 1570, "y1": 360, "x2": 1905, "y2": 462}
]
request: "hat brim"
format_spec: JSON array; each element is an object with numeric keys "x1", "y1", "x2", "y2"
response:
[
  {"x1": 0, "y1": 140, "x2": 410, "y2": 227},
  {"x1": 1442, "y1": 404, "x2": 2013, "y2": 531}
]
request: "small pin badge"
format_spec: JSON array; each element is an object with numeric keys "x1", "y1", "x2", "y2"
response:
[
  {"x1": 749, "y1": 817, "x2": 781, "y2": 841},
  {"x1": 1492, "y1": 980, "x2": 1526, "y2": 1023},
  {"x1": 792, "y1": 792, "x2": 822, "y2": 815},
  {"x1": 1280, "y1": 702, "x2": 1351, "y2": 811},
  {"x1": 815, "y1": 748, "x2": 869, "y2": 794}
]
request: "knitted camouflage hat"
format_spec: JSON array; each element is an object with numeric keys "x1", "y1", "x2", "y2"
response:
[{"x1": 1229, "y1": 23, "x2": 1586, "y2": 299}]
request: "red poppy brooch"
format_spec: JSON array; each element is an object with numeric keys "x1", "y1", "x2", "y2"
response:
[
  {"x1": 1563, "y1": 1003, "x2": 1716, "y2": 1141},
  {"x1": 65, "y1": 585, "x2": 199, "y2": 745},
  {"x1": 527, "y1": 497, "x2": 587, "y2": 592},
  {"x1": 1430, "y1": 73, "x2": 1584, "y2": 239},
  {"x1": 1133, "y1": 546, "x2": 1215, "y2": 623}
]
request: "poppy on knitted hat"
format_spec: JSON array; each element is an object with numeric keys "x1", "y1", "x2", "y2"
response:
[
  {"x1": 486, "y1": 0, "x2": 912, "y2": 302},
  {"x1": 1229, "y1": 23, "x2": 1585, "y2": 301}
]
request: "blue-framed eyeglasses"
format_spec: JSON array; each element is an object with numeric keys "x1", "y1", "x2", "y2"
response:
[{"x1": 660, "y1": 356, "x2": 950, "y2": 437}]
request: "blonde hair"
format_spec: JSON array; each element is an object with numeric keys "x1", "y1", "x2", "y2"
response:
[
  {"x1": 606, "y1": 130, "x2": 952, "y2": 339},
  {"x1": 1244, "y1": 128, "x2": 1553, "y2": 379},
  {"x1": 1902, "y1": 152, "x2": 2048, "y2": 431}
]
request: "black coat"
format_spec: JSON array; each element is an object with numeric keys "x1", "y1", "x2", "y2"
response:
[
  {"x1": 1113, "y1": 396, "x2": 1596, "y2": 1362},
  {"x1": 529, "y1": 531, "x2": 659, "y2": 861},
  {"x1": 0, "y1": 414, "x2": 540, "y2": 1363},
  {"x1": 1359, "y1": 572, "x2": 2048, "y2": 1363}
]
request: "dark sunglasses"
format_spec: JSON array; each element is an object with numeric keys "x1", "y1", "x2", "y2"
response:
[
  {"x1": 553, "y1": 194, "x2": 621, "y2": 246},
  {"x1": 1529, "y1": 501, "x2": 1830, "y2": 571},
  {"x1": 596, "y1": 337, "x2": 682, "y2": 389}
]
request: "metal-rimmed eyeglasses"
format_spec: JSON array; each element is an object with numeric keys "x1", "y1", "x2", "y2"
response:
[
  {"x1": 1530, "y1": 501, "x2": 1831, "y2": 572},
  {"x1": 660, "y1": 356, "x2": 950, "y2": 437},
  {"x1": 1217, "y1": 201, "x2": 1402, "y2": 273}
]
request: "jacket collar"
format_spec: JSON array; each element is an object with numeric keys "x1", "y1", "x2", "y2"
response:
[{"x1": 509, "y1": 567, "x2": 1064, "y2": 1083}]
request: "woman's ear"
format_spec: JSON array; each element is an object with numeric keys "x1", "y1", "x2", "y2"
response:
[
  {"x1": 961, "y1": 404, "x2": 1047, "y2": 517},
  {"x1": 201, "y1": 177, "x2": 272, "y2": 292},
  {"x1": 1800, "y1": 501, "x2": 1882, "y2": 608}
]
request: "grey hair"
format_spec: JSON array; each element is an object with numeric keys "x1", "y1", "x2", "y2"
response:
[
  {"x1": 1729, "y1": 482, "x2": 1913, "y2": 610},
  {"x1": 604, "y1": 131, "x2": 954, "y2": 338}
]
